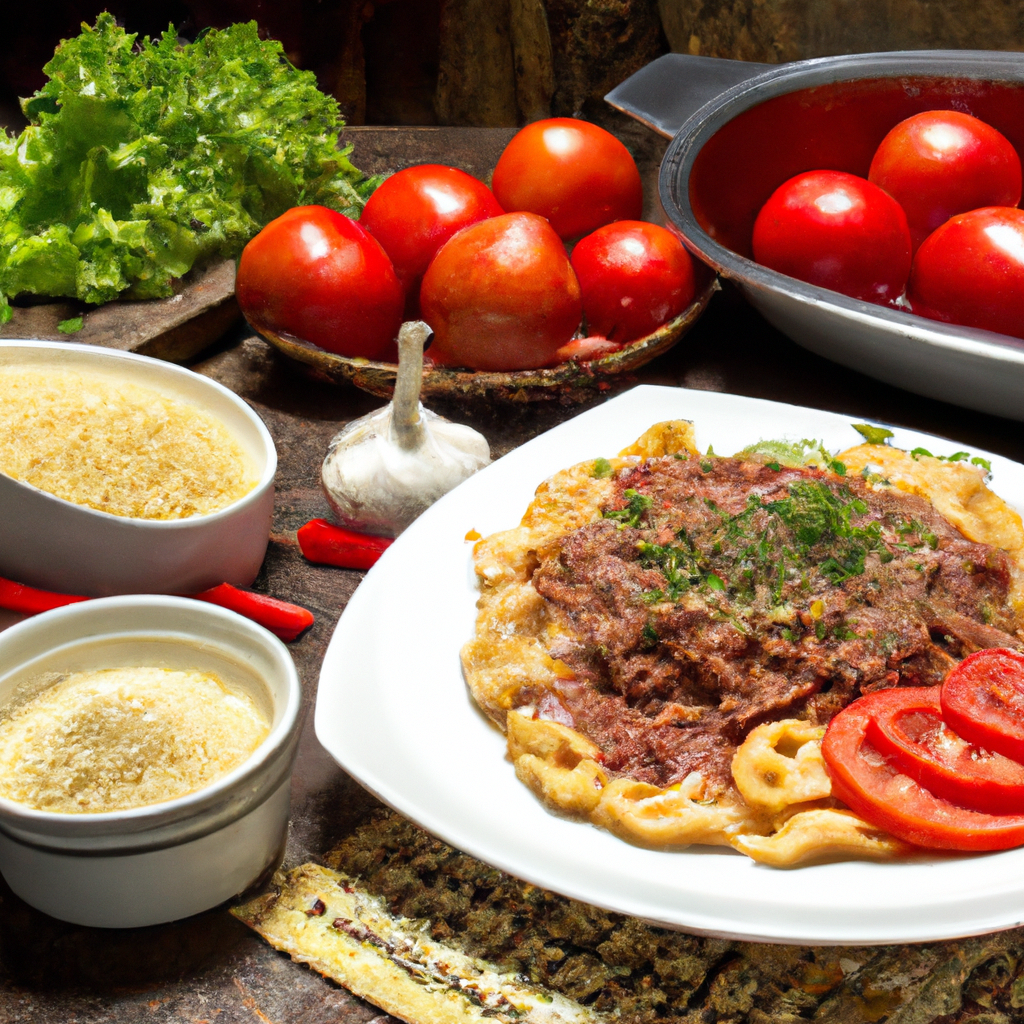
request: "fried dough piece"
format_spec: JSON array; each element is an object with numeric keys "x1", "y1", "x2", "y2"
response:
[
  {"x1": 618, "y1": 419, "x2": 699, "y2": 459},
  {"x1": 507, "y1": 710, "x2": 607, "y2": 815},
  {"x1": 731, "y1": 720, "x2": 831, "y2": 814},
  {"x1": 592, "y1": 775, "x2": 754, "y2": 848},
  {"x1": 730, "y1": 809, "x2": 911, "y2": 866}
]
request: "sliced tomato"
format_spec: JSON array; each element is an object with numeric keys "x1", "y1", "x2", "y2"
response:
[
  {"x1": 863, "y1": 686, "x2": 1024, "y2": 815},
  {"x1": 941, "y1": 648, "x2": 1024, "y2": 764},
  {"x1": 821, "y1": 695, "x2": 1024, "y2": 851}
]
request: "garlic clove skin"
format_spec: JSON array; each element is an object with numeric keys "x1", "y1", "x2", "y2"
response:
[{"x1": 321, "y1": 402, "x2": 490, "y2": 537}]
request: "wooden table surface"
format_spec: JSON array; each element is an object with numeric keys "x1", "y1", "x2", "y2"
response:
[{"x1": 2, "y1": 121, "x2": 1024, "y2": 1024}]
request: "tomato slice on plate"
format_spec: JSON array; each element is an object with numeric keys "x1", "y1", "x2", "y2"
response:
[
  {"x1": 864, "y1": 686, "x2": 1024, "y2": 815},
  {"x1": 822, "y1": 692, "x2": 1024, "y2": 851},
  {"x1": 941, "y1": 648, "x2": 1024, "y2": 763}
]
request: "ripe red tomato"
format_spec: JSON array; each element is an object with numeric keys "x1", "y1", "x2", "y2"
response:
[
  {"x1": 941, "y1": 648, "x2": 1024, "y2": 763},
  {"x1": 869, "y1": 110, "x2": 1022, "y2": 250},
  {"x1": 491, "y1": 119, "x2": 643, "y2": 241},
  {"x1": 420, "y1": 212, "x2": 582, "y2": 371},
  {"x1": 821, "y1": 691, "x2": 1024, "y2": 851},
  {"x1": 570, "y1": 221, "x2": 696, "y2": 343},
  {"x1": 752, "y1": 170, "x2": 912, "y2": 304},
  {"x1": 359, "y1": 164, "x2": 504, "y2": 312},
  {"x1": 864, "y1": 686, "x2": 1024, "y2": 815},
  {"x1": 236, "y1": 205, "x2": 403, "y2": 360},
  {"x1": 907, "y1": 207, "x2": 1024, "y2": 339}
]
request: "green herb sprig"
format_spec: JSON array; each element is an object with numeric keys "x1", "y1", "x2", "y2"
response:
[{"x1": 603, "y1": 489, "x2": 653, "y2": 529}]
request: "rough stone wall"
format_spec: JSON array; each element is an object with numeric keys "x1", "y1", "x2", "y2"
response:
[
  {"x1": 543, "y1": 0, "x2": 668, "y2": 116},
  {"x1": 658, "y1": 0, "x2": 1024, "y2": 64},
  {"x1": 432, "y1": 0, "x2": 666, "y2": 124}
]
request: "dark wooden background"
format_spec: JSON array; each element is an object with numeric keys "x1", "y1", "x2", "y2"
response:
[{"x1": 4, "y1": 0, "x2": 1024, "y2": 135}]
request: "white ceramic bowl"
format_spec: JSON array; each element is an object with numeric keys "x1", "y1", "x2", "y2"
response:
[
  {"x1": 0, "y1": 595, "x2": 302, "y2": 928},
  {"x1": 0, "y1": 340, "x2": 277, "y2": 596}
]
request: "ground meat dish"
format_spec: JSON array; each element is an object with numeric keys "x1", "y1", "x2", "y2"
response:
[{"x1": 531, "y1": 456, "x2": 1022, "y2": 794}]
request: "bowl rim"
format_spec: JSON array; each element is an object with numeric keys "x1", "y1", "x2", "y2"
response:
[
  {"x1": 0, "y1": 595, "x2": 302, "y2": 837},
  {"x1": 0, "y1": 339, "x2": 278, "y2": 528},
  {"x1": 658, "y1": 48, "x2": 1024, "y2": 366}
]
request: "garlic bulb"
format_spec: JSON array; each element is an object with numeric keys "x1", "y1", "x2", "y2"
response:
[{"x1": 321, "y1": 321, "x2": 491, "y2": 537}]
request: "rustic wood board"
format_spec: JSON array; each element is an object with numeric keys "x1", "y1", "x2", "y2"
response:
[
  {"x1": 0, "y1": 259, "x2": 241, "y2": 363},
  {"x1": 4, "y1": 122, "x2": 1024, "y2": 1024}
]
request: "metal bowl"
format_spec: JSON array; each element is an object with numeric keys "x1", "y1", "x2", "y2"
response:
[
  {"x1": 610, "y1": 50, "x2": 1024, "y2": 421},
  {"x1": 255, "y1": 273, "x2": 717, "y2": 404}
]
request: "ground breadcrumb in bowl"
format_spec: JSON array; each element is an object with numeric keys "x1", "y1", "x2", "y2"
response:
[
  {"x1": 0, "y1": 595, "x2": 301, "y2": 928},
  {"x1": 0, "y1": 340, "x2": 276, "y2": 596}
]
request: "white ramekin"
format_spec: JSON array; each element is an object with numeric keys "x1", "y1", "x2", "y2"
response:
[
  {"x1": 0, "y1": 340, "x2": 277, "y2": 596},
  {"x1": 0, "y1": 595, "x2": 302, "y2": 928}
]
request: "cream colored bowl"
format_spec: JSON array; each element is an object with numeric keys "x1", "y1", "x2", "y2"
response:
[
  {"x1": 0, "y1": 340, "x2": 276, "y2": 596},
  {"x1": 0, "y1": 595, "x2": 301, "y2": 927}
]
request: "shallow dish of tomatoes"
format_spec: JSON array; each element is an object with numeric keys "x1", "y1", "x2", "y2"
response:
[
  {"x1": 251, "y1": 276, "x2": 715, "y2": 403},
  {"x1": 239, "y1": 119, "x2": 716, "y2": 402}
]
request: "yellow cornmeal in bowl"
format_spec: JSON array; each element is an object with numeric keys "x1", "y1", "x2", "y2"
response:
[
  {"x1": 0, "y1": 366, "x2": 257, "y2": 519},
  {"x1": 0, "y1": 667, "x2": 270, "y2": 813}
]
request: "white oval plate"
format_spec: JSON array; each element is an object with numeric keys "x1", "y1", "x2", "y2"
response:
[{"x1": 315, "y1": 385, "x2": 1024, "y2": 945}]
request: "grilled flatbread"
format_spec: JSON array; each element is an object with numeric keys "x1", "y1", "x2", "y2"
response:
[{"x1": 232, "y1": 863, "x2": 603, "y2": 1024}]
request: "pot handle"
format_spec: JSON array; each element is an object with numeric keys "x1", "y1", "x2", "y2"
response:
[{"x1": 605, "y1": 53, "x2": 775, "y2": 138}]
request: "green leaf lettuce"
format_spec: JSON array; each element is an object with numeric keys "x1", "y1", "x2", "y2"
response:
[{"x1": 0, "y1": 14, "x2": 378, "y2": 318}]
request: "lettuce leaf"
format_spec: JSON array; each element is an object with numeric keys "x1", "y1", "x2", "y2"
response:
[{"x1": 0, "y1": 14, "x2": 378, "y2": 317}]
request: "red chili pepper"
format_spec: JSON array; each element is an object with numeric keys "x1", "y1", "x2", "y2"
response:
[
  {"x1": 191, "y1": 583, "x2": 314, "y2": 642},
  {"x1": 297, "y1": 518, "x2": 393, "y2": 570},
  {"x1": 0, "y1": 575, "x2": 313, "y2": 643},
  {"x1": 0, "y1": 576, "x2": 88, "y2": 615}
]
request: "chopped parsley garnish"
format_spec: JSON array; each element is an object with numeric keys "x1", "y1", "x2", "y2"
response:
[
  {"x1": 737, "y1": 438, "x2": 847, "y2": 476},
  {"x1": 910, "y1": 448, "x2": 992, "y2": 474},
  {"x1": 603, "y1": 489, "x2": 653, "y2": 528},
  {"x1": 637, "y1": 540, "x2": 703, "y2": 600},
  {"x1": 628, "y1": 475, "x2": 940, "y2": 617},
  {"x1": 861, "y1": 465, "x2": 890, "y2": 486},
  {"x1": 852, "y1": 423, "x2": 894, "y2": 445}
]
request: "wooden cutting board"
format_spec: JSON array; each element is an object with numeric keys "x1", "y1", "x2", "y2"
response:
[{"x1": 0, "y1": 259, "x2": 241, "y2": 363}]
